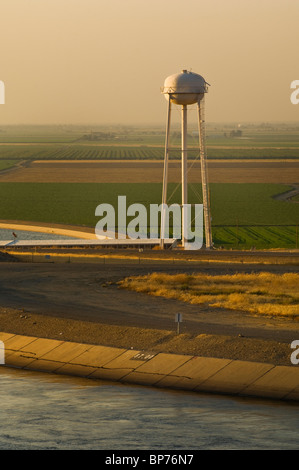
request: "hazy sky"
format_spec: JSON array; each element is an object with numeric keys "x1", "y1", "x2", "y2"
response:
[{"x1": 0, "y1": 0, "x2": 298, "y2": 125}]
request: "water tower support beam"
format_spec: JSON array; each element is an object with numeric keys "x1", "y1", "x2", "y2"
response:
[
  {"x1": 160, "y1": 97, "x2": 172, "y2": 249},
  {"x1": 181, "y1": 104, "x2": 188, "y2": 248},
  {"x1": 197, "y1": 97, "x2": 213, "y2": 249}
]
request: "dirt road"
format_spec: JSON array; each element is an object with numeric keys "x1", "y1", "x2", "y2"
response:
[
  {"x1": 0, "y1": 257, "x2": 298, "y2": 366},
  {"x1": 0, "y1": 261, "x2": 298, "y2": 334}
]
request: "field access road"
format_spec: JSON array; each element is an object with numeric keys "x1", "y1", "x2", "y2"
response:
[{"x1": 0, "y1": 261, "x2": 298, "y2": 343}]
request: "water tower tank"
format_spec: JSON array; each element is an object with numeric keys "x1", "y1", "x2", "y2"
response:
[{"x1": 161, "y1": 69, "x2": 208, "y2": 105}]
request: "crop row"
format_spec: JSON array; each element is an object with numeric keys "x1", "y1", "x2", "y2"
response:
[
  {"x1": 0, "y1": 145, "x2": 165, "y2": 160},
  {"x1": 0, "y1": 144, "x2": 299, "y2": 160},
  {"x1": 213, "y1": 225, "x2": 298, "y2": 248}
]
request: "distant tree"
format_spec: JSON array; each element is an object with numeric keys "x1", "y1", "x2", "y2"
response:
[{"x1": 230, "y1": 129, "x2": 242, "y2": 137}]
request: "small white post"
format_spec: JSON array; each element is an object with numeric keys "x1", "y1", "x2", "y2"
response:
[{"x1": 175, "y1": 313, "x2": 183, "y2": 334}]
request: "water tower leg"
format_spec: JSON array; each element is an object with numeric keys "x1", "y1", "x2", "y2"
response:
[
  {"x1": 181, "y1": 104, "x2": 188, "y2": 248},
  {"x1": 160, "y1": 98, "x2": 172, "y2": 249},
  {"x1": 197, "y1": 98, "x2": 213, "y2": 249}
]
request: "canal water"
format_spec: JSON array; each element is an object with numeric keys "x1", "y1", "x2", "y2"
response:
[
  {"x1": 1, "y1": 228, "x2": 298, "y2": 451},
  {"x1": 0, "y1": 228, "x2": 76, "y2": 241},
  {"x1": 0, "y1": 367, "x2": 298, "y2": 450}
]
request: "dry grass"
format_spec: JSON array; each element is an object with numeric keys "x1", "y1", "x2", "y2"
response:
[
  {"x1": 0, "y1": 160, "x2": 298, "y2": 183},
  {"x1": 119, "y1": 272, "x2": 299, "y2": 318}
]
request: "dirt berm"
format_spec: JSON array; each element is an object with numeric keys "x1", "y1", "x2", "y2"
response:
[{"x1": 0, "y1": 306, "x2": 294, "y2": 367}]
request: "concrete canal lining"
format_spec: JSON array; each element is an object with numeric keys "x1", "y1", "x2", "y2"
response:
[{"x1": 1, "y1": 331, "x2": 298, "y2": 402}]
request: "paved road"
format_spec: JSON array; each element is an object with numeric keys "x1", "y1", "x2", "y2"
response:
[{"x1": 0, "y1": 261, "x2": 298, "y2": 343}]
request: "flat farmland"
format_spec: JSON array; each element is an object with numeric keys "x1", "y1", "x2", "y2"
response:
[
  {"x1": 1, "y1": 159, "x2": 299, "y2": 183},
  {"x1": 0, "y1": 180, "x2": 298, "y2": 249},
  {"x1": 0, "y1": 155, "x2": 298, "y2": 249},
  {"x1": 0, "y1": 129, "x2": 298, "y2": 253}
]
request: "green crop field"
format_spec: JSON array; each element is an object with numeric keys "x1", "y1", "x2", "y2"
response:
[
  {"x1": 0, "y1": 182, "x2": 298, "y2": 249},
  {"x1": 0, "y1": 144, "x2": 299, "y2": 161},
  {"x1": 0, "y1": 160, "x2": 21, "y2": 171}
]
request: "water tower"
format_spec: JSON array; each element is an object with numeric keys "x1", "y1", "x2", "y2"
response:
[{"x1": 160, "y1": 69, "x2": 212, "y2": 249}]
